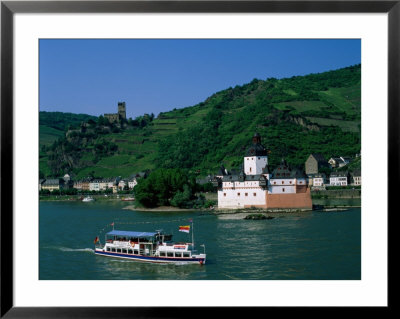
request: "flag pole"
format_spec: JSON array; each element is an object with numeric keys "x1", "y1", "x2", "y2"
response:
[{"x1": 192, "y1": 220, "x2": 194, "y2": 250}]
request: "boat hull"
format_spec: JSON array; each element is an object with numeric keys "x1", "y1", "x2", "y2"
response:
[{"x1": 94, "y1": 249, "x2": 205, "y2": 265}]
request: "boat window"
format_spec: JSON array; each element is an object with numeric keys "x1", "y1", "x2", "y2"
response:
[
  {"x1": 167, "y1": 252, "x2": 174, "y2": 257},
  {"x1": 106, "y1": 247, "x2": 110, "y2": 252},
  {"x1": 116, "y1": 249, "x2": 121, "y2": 253},
  {"x1": 160, "y1": 252, "x2": 166, "y2": 257},
  {"x1": 128, "y1": 250, "x2": 133, "y2": 254},
  {"x1": 183, "y1": 252, "x2": 190, "y2": 258},
  {"x1": 175, "y1": 252, "x2": 182, "y2": 258},
  {"x1": 134, "y1": 250, "x2": 139, "y2": 255},
  {"x1": 111, "y1": 248, "x2": 116, "y2": 252},
  {"x1": 122, "y1": 249, "x2": 127, "y2": 254}
]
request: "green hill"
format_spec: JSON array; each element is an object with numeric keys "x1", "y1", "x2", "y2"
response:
[
  {"x1": 39, "y1": 111, "x2": 97, "y2": 148},
  {"x1": 39, "y1": 64, "x2": 361, "y2": 179}
]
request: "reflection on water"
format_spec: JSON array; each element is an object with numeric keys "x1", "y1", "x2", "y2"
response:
[{"x1": 40, "y1": 201, "x2": 361, "y2": 280}]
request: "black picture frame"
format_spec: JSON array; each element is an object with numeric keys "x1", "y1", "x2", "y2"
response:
[{"x1": 1, "y1": 0, "x2": 395, "y2": 317}]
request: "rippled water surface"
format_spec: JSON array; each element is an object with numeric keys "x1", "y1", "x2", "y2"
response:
[{"x1": 40, "y1": 201, "x2": 361, "y2": 280}]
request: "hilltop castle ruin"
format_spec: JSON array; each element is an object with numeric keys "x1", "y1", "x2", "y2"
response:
[{"x1": 104, "y1": 102, "x2": 126, "y2": 123}]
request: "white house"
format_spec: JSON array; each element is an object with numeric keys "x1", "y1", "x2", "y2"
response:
[
  {"x1": 311, "y1": 173, "x2": 327, "y2": 188},
  {"x1": 329, "y1": 157, "x2": 351, "y2": 168},
  {"x1": 89, "y1": 179, "x2": 101, "y2": 192},
  {"x1": 351, "y1": 170, "x2": 361, "y2": 186},
  {"x1": 128, "y1": 178, "x2": 138, "y2": 189},
  {"x1": 99, "y1": 178, "x2": 115, "y2": 191},
  {"x1": 329, "y1": 172, "x2": 349, "y2": 186},
  {"x1": 118, "y1": 179, "x2": 128, "y2": 190}
]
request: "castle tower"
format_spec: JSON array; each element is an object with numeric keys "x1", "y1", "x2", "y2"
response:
[
  {"x1": 118, "y1": 102, "x2": 126, "y2": 120},
  {"x1": 244, "y1": 133, "x2": 268, "y2": 175}
]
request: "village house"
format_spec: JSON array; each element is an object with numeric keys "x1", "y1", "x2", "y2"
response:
[
  {"x1": 118, "y1": 179, "x2": 128, "y2": 190},
  {"x1": 39, "y1": 179, "x2": 46, "y2": 191},
  {"x1": 215, "y1": 165, "x2": 229, "y2": 179},
  {"x1": 196, "y1": 175, "x2": 214, "y2": 186},
  {"x1": 128, "y1": 176, "x2": 138, "y2": 189},
  {"x1": 41, "y1": 178, "x2": 65, "y2": 192},
  {"x1": 213, "y1": 133, "x2": 312, "y2": 209},
  {"x1": 99, "y1": 178, "x2": 116, "y2": 191},
  {"x1": 329, "y1": 171, "x2": 349, "y2": 186},
  {"x1": 351, "y1": 169, "x2": 361, "y2": 186},
  {"x1": 311, "y1": 173, "x2": 327, "y2": 188},
  {"x1": 74, "y1": 177, "x2": 92, "y2": 191},
  {"x1": 305, "y1": 153, "x2": 329, "y2": 175},
  {"x1": 73, "y1": 180, "x2": 83, "y2": 190},
  {"x1": 127, "y1": 172, "x2": 148, "y2": 189},
  {"x1": 328, "y1": 156, "x2": 351, "y2": 168},
  {"x1": 341, "y1": 156, "x2": 352, "y2": 165},
  {"x1": 63, "y1": 174, "x2": 74, "y2": 189},
  {"x1": 89, "y1": 179, "x2": 102, "y2": 192}
]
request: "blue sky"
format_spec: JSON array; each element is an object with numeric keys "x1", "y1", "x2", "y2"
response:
[{"x1": 39, "y1": 39, "x2": 361, "y2": 119}]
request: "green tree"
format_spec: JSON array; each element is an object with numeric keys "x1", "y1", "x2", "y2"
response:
[{"x1": 134, "y1": 168, "x2": 192, "y2": 208}]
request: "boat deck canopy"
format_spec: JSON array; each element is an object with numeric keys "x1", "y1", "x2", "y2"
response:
[{"x1": 106, "y1": 230, "x2": 157, "y2": 238}]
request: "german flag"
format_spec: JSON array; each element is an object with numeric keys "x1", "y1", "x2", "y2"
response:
[{"x1": 179, "y1": 225, "x2": 190, "y2": 233}]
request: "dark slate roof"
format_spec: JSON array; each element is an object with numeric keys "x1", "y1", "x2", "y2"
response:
[
  {"x1": 330, "y1": 157, "x2": 344, "y2": 163},
  {"x1": 330, "y1": 171, "x2": 348, "y2": 177},
  {"x1": 310, "y1": 153, "x2": 327, "y2": 162},
  {"x1": 43, "y1": 178, "x2": 64, "y2": 185},
  {"x1": 245, "y1": 143, "x2": 269, "y2": 156},
  {"x1": 270, "y1": 160, "x2": 307, "y2": 179},
  {"x1": 222, "y1": 175, "x2": 239, "y2": 182},
  {"x1": 218, "y1": 165, "x2": 228, "y2": 176},
  {"x1": 196, "y1": 175, "x2": 213, "y2": 185},
  {"x1": 262, "y1": 165, "x2": 271, "y2": 174},
  {"x1": 290, "y1": 168, "x2": 307, "y2": 179},
  {"x1": 271, "y1": 159, "x2": 292, "y2": 178},
  {"x1": 245, "y1": 133, "x2": 268, "y2": 157},
  {"x1": 221, "y1": 173, "x2": 266, "y2": 183},
  {"x1": 351, "y1": 169, "x2": 361, "y2": 176}
]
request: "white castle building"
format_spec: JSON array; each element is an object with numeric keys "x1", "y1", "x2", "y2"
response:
[{"x1": 213, "y1": 133, "x2": 312, "y2": 210}]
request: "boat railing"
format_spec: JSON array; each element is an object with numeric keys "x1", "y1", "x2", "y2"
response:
[{"x1": 113, "y1": 240, "x2": 131, "y2": 247}]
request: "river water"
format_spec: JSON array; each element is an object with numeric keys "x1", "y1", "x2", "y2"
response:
[{"x1": 39, "y1": 201, "x2": 361, "y2": 280}]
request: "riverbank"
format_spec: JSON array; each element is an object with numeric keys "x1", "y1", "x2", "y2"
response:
[
  {"x1": 123, "y1": 205, "x2": 212, "y2": 212},
  {"x1": 39, "y1": 194, "x2": 132, "y2": 202},
  {"x1": 39, "y1": 190, "x2": 361, "y2": 210}
]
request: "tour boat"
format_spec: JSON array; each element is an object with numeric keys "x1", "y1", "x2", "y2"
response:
[
  {"x1": 94, "y1": 227, "x2": 206, "y2": 265},
  {"x1": 121, "y1": 197, "x2": 135, "y2": 201},
  {"x1": 82, "y1": 196, "x2": 95, "y2": 202}
]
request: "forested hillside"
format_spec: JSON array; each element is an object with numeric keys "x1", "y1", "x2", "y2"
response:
[
  {"x1": 39, "y1": 64, "x2": 361, "y2": 179},
  {"x1": 39, "y1": 112, "x2": 97, "y2": 148}
]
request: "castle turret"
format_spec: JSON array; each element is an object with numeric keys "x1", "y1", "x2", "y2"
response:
[
  {"x1": 244, "y1": 133, "x2": 268, "y2": 175},
  {"x1": 118, "y1": 102, "x2": 126, "y2": 120}
]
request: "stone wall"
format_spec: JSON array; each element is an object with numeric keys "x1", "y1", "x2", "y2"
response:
[
  {"x1": 265, "y1": 188, "x2": 313, "y2": 209},
  {"x1": 244, "y1": 188, "x2": 312, "y2": 209},
  {"x1": 104, "y1": 113, "x2": 119, "y2": 123}
]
